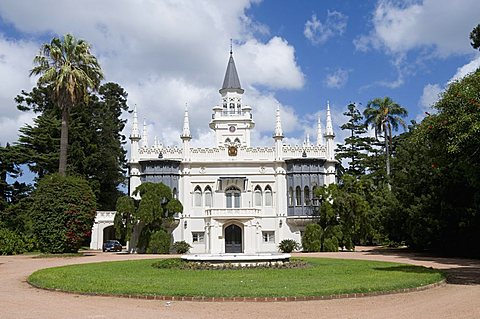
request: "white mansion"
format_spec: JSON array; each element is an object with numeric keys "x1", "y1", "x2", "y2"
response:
[{"x1": 91, "y1": 51, "x2": 337, "y2": 253}]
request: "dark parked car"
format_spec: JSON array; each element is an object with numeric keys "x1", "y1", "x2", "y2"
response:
[{"x1": 103, "y1": 240, "x2": 122, "y2": 252}]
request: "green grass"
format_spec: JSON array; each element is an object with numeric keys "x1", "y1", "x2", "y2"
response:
[{"x1": 28, "y1": 258, "x2": 444, "y2": 298}]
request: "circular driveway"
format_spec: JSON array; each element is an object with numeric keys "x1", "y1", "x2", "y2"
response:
[{"x1": 1, "y1": 248, "x2": 479, "y2": 319}]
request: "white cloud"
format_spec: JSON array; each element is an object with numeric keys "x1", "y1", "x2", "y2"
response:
[
  {"x1": 449, "y1": 55, "x2": 480, "y2": 82},
  {"x1": 417, "y1": 83, "x2": 442, "y2": 121},
  {"x1": 324, "y1": 68, "x2": 350, "y2": 88},
  {"x1": 355, "y1": 0, "x2": 480, "y2": 56},
  {"x1": 0, "y1": 0, "x2": 306, "y2": 150},
  {"x1": 236, "y1": 37, "x2": 305, "y2": 89},
  {"x1": 304, "y1": 11, "x2": 348, "y2": 45},
  {"x1": 0, "y1": 36, "x2": 38, "y2": 144}
]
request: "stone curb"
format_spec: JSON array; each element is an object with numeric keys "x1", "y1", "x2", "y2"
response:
[{"x1": 28, "y1": 279, "x2": 446, "y2": 302}]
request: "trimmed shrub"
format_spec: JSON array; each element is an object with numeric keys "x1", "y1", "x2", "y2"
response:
[
  {"x1": 30, "y1": 174, "x2": 96, "y2": 253},
  {"x1": 323, "y1": 237, "x2": 339, "y2": 252},
  {"x1": 172, "y1": 241, "x2": 192, "y2": 254},
  {"x1": 0, "y1": 227, "x2": 26, "y2": 255},
  {"x1": 278, "y1": 239, "x2": 299, "y2": 253},
  {"x1": 302, "y1": 223, "x2": 322, "y2": 252},
  {"x1": 146, "y1": 229, "x2": 170, "y2": 254}
]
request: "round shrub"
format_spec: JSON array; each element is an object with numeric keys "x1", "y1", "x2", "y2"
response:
[
  {"x1": 172, "y1": 241, "x2": 192, "y2": 254},
  {"x1": 31, "y1": 174, "x2": 96, "y2": 253},
  {"x1": 323, "y1": 237, "x2": 339, "y2": 252},
  {"x1": 278, "y1": 239, "x2": 299, "y2": 253},
  {"x1": 0, "y1": 227, "x2": 26, "y2": 255},
  {"x1": 302, "y1": 223, "x2": 322, "y2": 252},
  {"x1": 146, "y1": 229, "x2": 170, "y2": 254}
]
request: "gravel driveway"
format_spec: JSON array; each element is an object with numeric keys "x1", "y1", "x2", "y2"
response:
[{"x1": 1, "y1": 247, "x2": 479, "y2": 319}]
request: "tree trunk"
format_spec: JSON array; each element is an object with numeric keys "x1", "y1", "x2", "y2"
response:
[
  {"x1": 384, "y1": 123, "x2": 391, "y2": 190},
  {"x1": 58, "y1": 107, "x2": 69, "y2": 176}
]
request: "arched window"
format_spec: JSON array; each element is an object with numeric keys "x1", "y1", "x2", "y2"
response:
[
  {"x1": 204, "y1": 186, "x2": 212, "y2": 207},
  {"x1": 225, "y1": 138, "x2": 231, "y2": 144},
  {"x1": 264, "y1": 185, "x2": 273, "y2": 206},
  {"x1": 288, "y1": 187, "x2": 294, "y2": 207},
  {"x1": 304, "y1": 186, "x2": 310, "y2": 206},
  {"x1": 234, "y1": 138, "x2": 240, "y2": 144},
  {"x1": 226, "y1": 186, "x2": 241, "y2": 208},
  {"x1": 295, "y1": 186, "x2": 302, "y2": 206},
  {"x1": 172, "y1": 188, "x2": 178, "y2": 199},
  {"x1": 254, "y1": 185, "x2": 262, "y2": 206},
  {"x1": 194, "y1": 186, "x2": 202, "y2": 207}
]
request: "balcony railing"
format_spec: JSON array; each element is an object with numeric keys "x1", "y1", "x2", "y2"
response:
[{"x1": 205, "y1": 208, "x2": 260, "y2": 218}]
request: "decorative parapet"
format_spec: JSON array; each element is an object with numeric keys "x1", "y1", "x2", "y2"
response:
[
  {"x1": 205, "y1": 208, "x2": 260, "y2": 219},
  {"x1": 135, "y1": 144, "x2": 327, "y2": 162},
  {"x1": 94, "y1": 211, "x2": 116, "y2": 223}
]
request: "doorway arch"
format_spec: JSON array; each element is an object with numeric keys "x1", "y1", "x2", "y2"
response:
[{"x1": 224, "y1": 224, "x2": 243, "y2": 253}]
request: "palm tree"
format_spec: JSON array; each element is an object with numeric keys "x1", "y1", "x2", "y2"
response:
[
  {"x1": 30, "y1": 34, "x2": 103, "y2": 176},
  {"x1": 364, "y1": 97, "x2": 408, "y2": 177}
]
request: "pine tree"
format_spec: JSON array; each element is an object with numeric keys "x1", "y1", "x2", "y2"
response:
[{"x1": 336, "y1": 103, "x2": 375, "y2": 177}]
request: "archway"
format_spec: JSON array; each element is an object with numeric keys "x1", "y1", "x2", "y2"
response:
[
  {"x1": 103, "y1": 225, "x2": 116, "y2": 243},
  {"x1": 225, "y1": 224, "x2": 242, "y2": 253}
]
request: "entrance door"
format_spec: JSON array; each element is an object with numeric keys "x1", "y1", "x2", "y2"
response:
[{"x1": 225, "y1": 224, "x2": 242, "y2": 253}]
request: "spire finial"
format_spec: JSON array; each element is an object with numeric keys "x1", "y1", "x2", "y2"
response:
[
  {"x1": 142, "y1": 118, "x2": 148, "y2": 148},
  {"x1": 325, "y1": 101, "x2": 334, "y2": 137},
  {"x1": 317, "y1": 113, "x2": 324, "y2": 146},
  {"x1": 181, "y1": 107, "x2": 192, "y2": 140},
  {"x1": 130, "y1": 104, "x2": 140, "y2": 138},
  {"x1": 273, "y1": 104, "x2": 284, "y2": 138},
  {"x1": 230, "y1": 38, "x2": 233, "y2": 55}
]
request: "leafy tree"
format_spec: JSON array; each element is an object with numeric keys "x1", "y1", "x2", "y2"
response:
[
  {"x1": 30, "y1": 34, "x2": 103, "y2": 176},
  {"x1": 302, "y1": 223, "x2": 322, "y2": 252},
  {"x1": 364, "y1": 97, "x2": 408, "y2": 177},
  {"x1": 336, "y1": 103, "x2": 375, "y2": 177},
  {"x1": 115, "y1": 182, "x2": 183, "y2": 253},
  {"x1": 30, "y1": 174, "x2": 96, "y2": 253},
  {"x1": 0, "y1": 144, "x2": 32, "y2": 210},
  {"x1": 15, "y1": 83, "x2": 129, "y2": 209},
  {"x1": 470, "y1": 23, "x2": 480, "y2": 51},
  {"x1": 390, "y1": 69, "x2": 480, "y2": 257}
]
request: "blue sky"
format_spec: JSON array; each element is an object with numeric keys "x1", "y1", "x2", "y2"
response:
[{"x1": 0, "y1": 0, "x2": 479, "y2": 153}]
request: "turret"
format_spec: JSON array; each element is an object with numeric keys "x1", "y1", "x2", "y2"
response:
[
  {"x1": 129, "y1": 105, "x2": 141, "y2": 162},
  {"x1": 181, "y1": 107, "x2": 192, "y2": 161},
  {"x1": 209, "y1": 49, "x2": 255, "y2": 147},
  {"x1": 273, "y1": 105, "x2": 284, "y2": 160}
]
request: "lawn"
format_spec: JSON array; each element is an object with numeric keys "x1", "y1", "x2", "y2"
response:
[{"x1": 28, "y1": 258, "x2": 444, "y2": 298}]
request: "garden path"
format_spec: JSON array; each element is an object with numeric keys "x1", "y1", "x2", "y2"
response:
[{"x1": 0, "y1": 247, "x2": 479, "y2": 319}]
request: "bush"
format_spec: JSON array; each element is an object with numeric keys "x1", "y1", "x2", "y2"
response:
[
  {"x1": 0, "y1": 227, "x2": 26, "y2": 255},
  {"x1": 323, "y1": 237, "x2": 339, "y2": 252},
  {"x1": 30, "y1": 174, "x2": 96, "y2": 253},
  {"x1": 302, "y1": 223, "x2": 322, "y2": 252},
  {"x1": 151, "y1": 258, "x2": 184, "y2": 269},
  {"x1": 172, "y1": 241, "x2": 192, "y2": 254},
  {"x1": 146, "y1": 229, "x2": 170, "y2": 254},
  {"x1": 278, "y1": 239, "x2": 299, "y2": 253}
]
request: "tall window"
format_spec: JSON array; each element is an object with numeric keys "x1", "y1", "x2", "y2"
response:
[
  {"x1": 312, "y1": 185, "x2": 318, "y2": 206},
  {"x1": 254, "y1": 185, "x2": 262, "y2": 206},
  {"x1": 172, "y1": 188, "x2": 178, "y2": 199},
  {"x1": 226, "y1": 186, "x2": 241, "y2": 208},
  {"x1": 264, "y1": 185, "x2": 273, "y2": 206},
  {"x1": 194, "y1": 186, "x2": 202, "y2": 207},
  {"x1": 204, "y1": 186, "x2": 212, "y2": 207},
  {"x1": 288, "y1": 187, "x2": 294, "y2": 207},
  {"x1": 295, "y1": 186, "x2": 301, "y2": 206},
  {"x1": 304, "y1": 186, "x2": 310, "y2": 206}
]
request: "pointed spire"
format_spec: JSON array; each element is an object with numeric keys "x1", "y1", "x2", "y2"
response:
[
  {"x1": 325, "y1": 101, "x2": 334, "y2": 137},
  {"x1": 316, "y1": 114, "x2": 324, "y2": 146},
  {"x1": 273, "y1": 105, "x2": 284, "y2": 138},
  {"x1": 220, "y1": 45, "x2": 244, "y2": 94},
  {"x1": 142, "y1": 119, "x2": 148, "y2": 148},
  {"x1": 181, "y1": 106, "x2": 192, "y2": 140},
  {"x1": 154, "y1": 136, "x2": 158, "y2": 148},
  {"x1": 306, "y1": 133, "x2": 311, "y2": 146},
  {"x1": 130, "y1": 105, "x2": 140, "y2": 138}
]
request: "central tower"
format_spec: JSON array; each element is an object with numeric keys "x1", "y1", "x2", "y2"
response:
[{"x1": 209, "y1": 50, "x2": 255, "y2": 147}]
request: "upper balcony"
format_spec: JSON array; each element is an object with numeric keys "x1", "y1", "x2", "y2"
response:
[{"x1": 205, "y1": 208, "x2": 261, "y2": 219}]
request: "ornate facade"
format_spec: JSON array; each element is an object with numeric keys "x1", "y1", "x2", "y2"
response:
[{"x1": 126, "y1": 51, "x2": 336, "y2": 254}]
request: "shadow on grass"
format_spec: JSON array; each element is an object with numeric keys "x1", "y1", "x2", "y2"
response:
[
  {"x1": 365, "y1": 247, "x2": 480, "y2": 286},
  {"x1": 373, "y1": 265, "x2": 440, "y2": 274}
]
